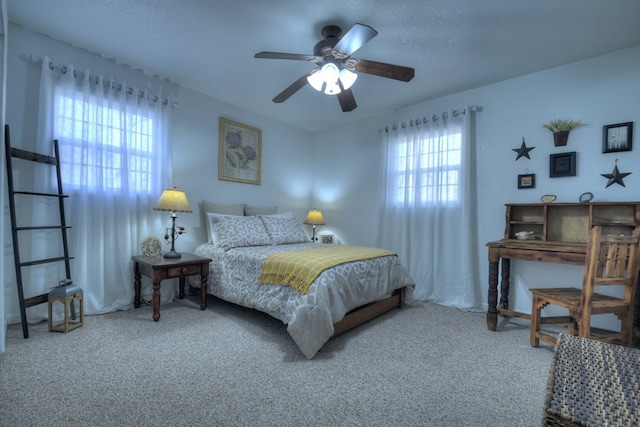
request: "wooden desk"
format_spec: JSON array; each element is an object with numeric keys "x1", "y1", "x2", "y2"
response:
[
  {"x1": 132, "y1": 253, "x2": 212, "y2": 321},
  {"x1": 488, "y1": 201, "x2": 640, "y2": 344},
  {"x1": 486, "y1": 239, "x2": 640, "y2": 343}
]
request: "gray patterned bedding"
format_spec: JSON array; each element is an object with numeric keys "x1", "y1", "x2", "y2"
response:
[{"x1": 189, "y1": 241, "x2": 414, "y2": 359}]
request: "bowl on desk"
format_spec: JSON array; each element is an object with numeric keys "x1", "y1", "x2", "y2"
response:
[{"x1": 515, "y1": 231, "x2": 535, "y2": 240}]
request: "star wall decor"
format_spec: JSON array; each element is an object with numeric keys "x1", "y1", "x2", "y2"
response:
[
  {"x1": 601, "y1": 159, "x2": 631, "y2": 188},
  {"x1": 512, "y1": 137, "x2": 535, "y2": 160}
]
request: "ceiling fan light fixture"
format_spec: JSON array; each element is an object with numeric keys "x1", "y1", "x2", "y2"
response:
[
  {"x1": 307, "y1": 70, "x2": 324, "y2": 91},
  {"x1": 307, "y1": 64, "x2": 344, "y2": 95},
  {"x1": 320, "y1": 63, "x2": 340, "y2": 84},
  {"x1": 338, "y1": 68, "x2": 358, "y2": 90},
  {"x1": 324, "y1": 82, "x2": 341, "y2": 95}
]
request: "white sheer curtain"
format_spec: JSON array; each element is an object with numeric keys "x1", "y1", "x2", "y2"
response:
[
  {"x1": 25, "y1": 56, "x2": 174, "y2": 320},
  {"x1": 377, "y1": 108, "x2": 481, "y2": 310}
]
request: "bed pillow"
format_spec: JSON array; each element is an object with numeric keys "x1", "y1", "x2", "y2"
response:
[
  {"x1": 210, "y1": 215, "x2": 272, "y2": 250},
  {"x1": 263, "y1": 211, "x2": 293, "y2": 219},
  {"x1": 260, "y1": 216, "x2": 310, "y2": 245},
  {"x1": 244, "y1": 204, "x2": 278, "y2": 216},
  {"x1": 206, "y1": 212, "x2": 236, "y2": 246},
  {"x1": 201, "y1": 200, "x2": 245, "y2": 243}
]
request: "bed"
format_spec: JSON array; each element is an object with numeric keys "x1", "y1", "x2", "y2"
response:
[{"x1": 188, "y1": 202, "x2": 415, "y2": 359}]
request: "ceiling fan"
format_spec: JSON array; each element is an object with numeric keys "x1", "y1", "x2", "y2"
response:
[{"x1": 255, "y1": 23, "x2": 415, "y2": 112}]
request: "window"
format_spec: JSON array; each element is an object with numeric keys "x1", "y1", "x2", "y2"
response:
[
  {"x1": 54, "y1": 91, "x2": 156, "y2": 194},
  {"x1": 392, "y1": 130, "x2": 462, "y2": 205}
]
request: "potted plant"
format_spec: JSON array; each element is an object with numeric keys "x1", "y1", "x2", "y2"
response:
[{"x1": 543, "y1": 119, "x2": 586, "y2": 146}]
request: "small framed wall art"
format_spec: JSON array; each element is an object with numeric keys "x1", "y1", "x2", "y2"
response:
[
  {"x1": 602, "y1": 122, "x2": 633, "y2": 153},
  {"x1": 218, "y1": 117, "x2": 262, "y2": 185},
  {"x1": 321, "y1": 234, "x2": 335, "y2": 244},
  {"x1": 550, "y1": 152, "x2": 576, "y2": 178},
  {"x1": 517, "y1": 173, "x2": 535, "y2": 189}
]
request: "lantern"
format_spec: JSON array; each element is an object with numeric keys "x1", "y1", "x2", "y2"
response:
[{"x1": 48, "y1": 280, "x2": 84, "y2": 333}]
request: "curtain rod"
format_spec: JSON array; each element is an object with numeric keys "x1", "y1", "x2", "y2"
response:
[
  {"x1": 381, "y1": 105, "x2": 482, "y2": 133},
  {"x1": 29, "y1": 55, "x2": 178, "y2": 108}
]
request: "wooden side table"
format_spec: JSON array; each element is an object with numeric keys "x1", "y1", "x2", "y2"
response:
[{"x1": 132, "y1": 253, "x2": 212, "y2": 321}]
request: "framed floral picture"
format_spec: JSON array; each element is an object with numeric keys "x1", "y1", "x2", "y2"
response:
[{"x1": 218, "y1": 117, "x2": 262, "y2": 185}]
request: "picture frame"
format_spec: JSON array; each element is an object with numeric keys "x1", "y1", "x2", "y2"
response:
[
  {"x1": 549, "y1": 152, "x2": 576, "y2": 178},
  {"x1": 321, "y1": 234, "x2": 335, "y2": 244},
  {"x1": 517, "y1": 173, "x2": 535, "y2": 189},
  {"x1": 218, "y1": 117, "x2": 262, "y2": 185},
  {"x1": 602, "y1": 122, "x2": 633, "y2": 153}
]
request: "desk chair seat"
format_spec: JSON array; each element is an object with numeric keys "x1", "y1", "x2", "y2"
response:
[{"x1": 530, "y1": 226, "x2": 640, "y2": 348}]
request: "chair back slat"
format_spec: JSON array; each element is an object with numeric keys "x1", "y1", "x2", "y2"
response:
[
  {"x1": 616, "y1": 244, "x2": 629, "y2": 278},
  {"x1": 603, "y1": 244, "x2": 615, "y2": 277},
  {"x1": 594, "y1": 240, "x2": 638, "y2": 283}
]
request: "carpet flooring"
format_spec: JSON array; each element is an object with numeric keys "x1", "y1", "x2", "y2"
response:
[{"x1": 0, "y1": 296, "x2": 554, "y2": 426}]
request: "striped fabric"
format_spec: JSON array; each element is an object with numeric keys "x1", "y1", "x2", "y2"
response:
[
  {"x1": 543, "y1": 333, "x2": 640, "y2": 426},
  {"x1": 258, "y1": 245, "x2": 396, "y2": 294}
]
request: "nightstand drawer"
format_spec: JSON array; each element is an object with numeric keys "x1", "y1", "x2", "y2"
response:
[{"x1": 167, "y1": 265, "x2": 200, "y2": 278}]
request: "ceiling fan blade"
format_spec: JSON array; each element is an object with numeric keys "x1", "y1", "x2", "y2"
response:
[
  {"x1": 255, "y1": 52, "x2": 323, "y2": 63},
  {"x1": 332, "y1": 23, "x2": 378, "y2": 57},
  {"x1": 272, "y1": 72, "x2": 312, "y2": 103},
  {"x1": 351, "y1": 58, "x2": 415, "y2": 82},
  {"x1": 337, "y1": 88, "x2": 357, "y2": 112}
]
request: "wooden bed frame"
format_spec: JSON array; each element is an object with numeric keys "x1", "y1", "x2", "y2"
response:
[
  {"x1": 189, "y1": 283, "x2": 406, "y2": 337},
  {"x1": 332, "y1": 287, "x2": 406, "y2": 336}
]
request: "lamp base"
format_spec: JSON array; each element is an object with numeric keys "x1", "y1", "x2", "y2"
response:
[
  {"x1": 163, "y1": 214, "x2": 182, "y2": 258},
  {"x1": 163, "y1": 250, "x2": 182, "y2": 258}
]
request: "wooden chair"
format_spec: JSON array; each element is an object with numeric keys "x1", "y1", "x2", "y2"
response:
[{"x1": 530, "y1": 226, "x2": 640, "y2": 347}]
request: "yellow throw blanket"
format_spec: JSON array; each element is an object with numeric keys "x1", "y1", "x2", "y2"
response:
[{"x1": 258, "y1": 245, "x2": 396, "y2": 295}]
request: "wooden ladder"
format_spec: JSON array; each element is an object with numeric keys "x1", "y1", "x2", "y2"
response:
[{"x1": 4, "y1": 125, "x2": 74, "y2": 338}]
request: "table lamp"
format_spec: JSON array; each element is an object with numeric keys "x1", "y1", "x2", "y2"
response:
[
  {"x1": 154, "y1": 187, "x2": 192, "y2": 258},
  {"x1": 304, "y1": 209, "x2": 325, "y2": 242}
]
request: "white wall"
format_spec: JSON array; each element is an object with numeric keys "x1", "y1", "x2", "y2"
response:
[
  {"x1": 171, "y1": 85, "x2": 315, "y2": 251},
  {"x1": 3, "y1": 24, "x2": 314, "y2": 327},
  {"x1": 4, "y1": 21, "x2": 640, "y2": 334},
  {"x1": 0, "y1": 0, "x2": 7, "y2": 352},
  {"x1": 307, "y1": 123, "x2": 384, "y2": 247},
  {"x1": 313, "y1": 45, "x2": 640, "y2": 319},
  {"x1": 4, "y1": 23, "x2": 315, "y2": 238}
]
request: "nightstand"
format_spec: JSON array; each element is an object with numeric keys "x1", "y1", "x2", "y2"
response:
[{"x1": 132, "y1": 253, "x2": 212, "y2": 321}]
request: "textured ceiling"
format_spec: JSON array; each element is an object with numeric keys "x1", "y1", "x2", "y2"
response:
[{"x1": 7, "y1": 0, "x2": 640, "y2": 132}]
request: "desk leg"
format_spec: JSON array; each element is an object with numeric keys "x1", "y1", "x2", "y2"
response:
[
  {"x1": 134, "y1": 263, "x2": 141, "y2": 309},
  {"x1": 634, "y1": 283, "x2": 640, "y2": 347},
  {"x1": 152, "y1": 280, "x2": 161, "y2": 322},
  {"x1": 179, "y1": 277, "x2": 185, "y2": 299},
  {"x1": 200, "y1": 274, "x2": 208, "y2": 310},
  {"x1": 487, "y1": 258, "x2": 499, "y2": 331},
  {"x1": 500, "y1": 258, "x2": 511, "y2": 310}
]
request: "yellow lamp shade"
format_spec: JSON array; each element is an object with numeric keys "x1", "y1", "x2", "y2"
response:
[
  {"x1": 304, "y1": 210, "x2": 325, "y2": 225},
  {"x1": 154, "y1": 188, "x2": 192, "y2": 213}
]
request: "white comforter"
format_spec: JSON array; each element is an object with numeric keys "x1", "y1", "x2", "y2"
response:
[{"x1": 190, "y1": 242, "x2": 415, "y2": 358}]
